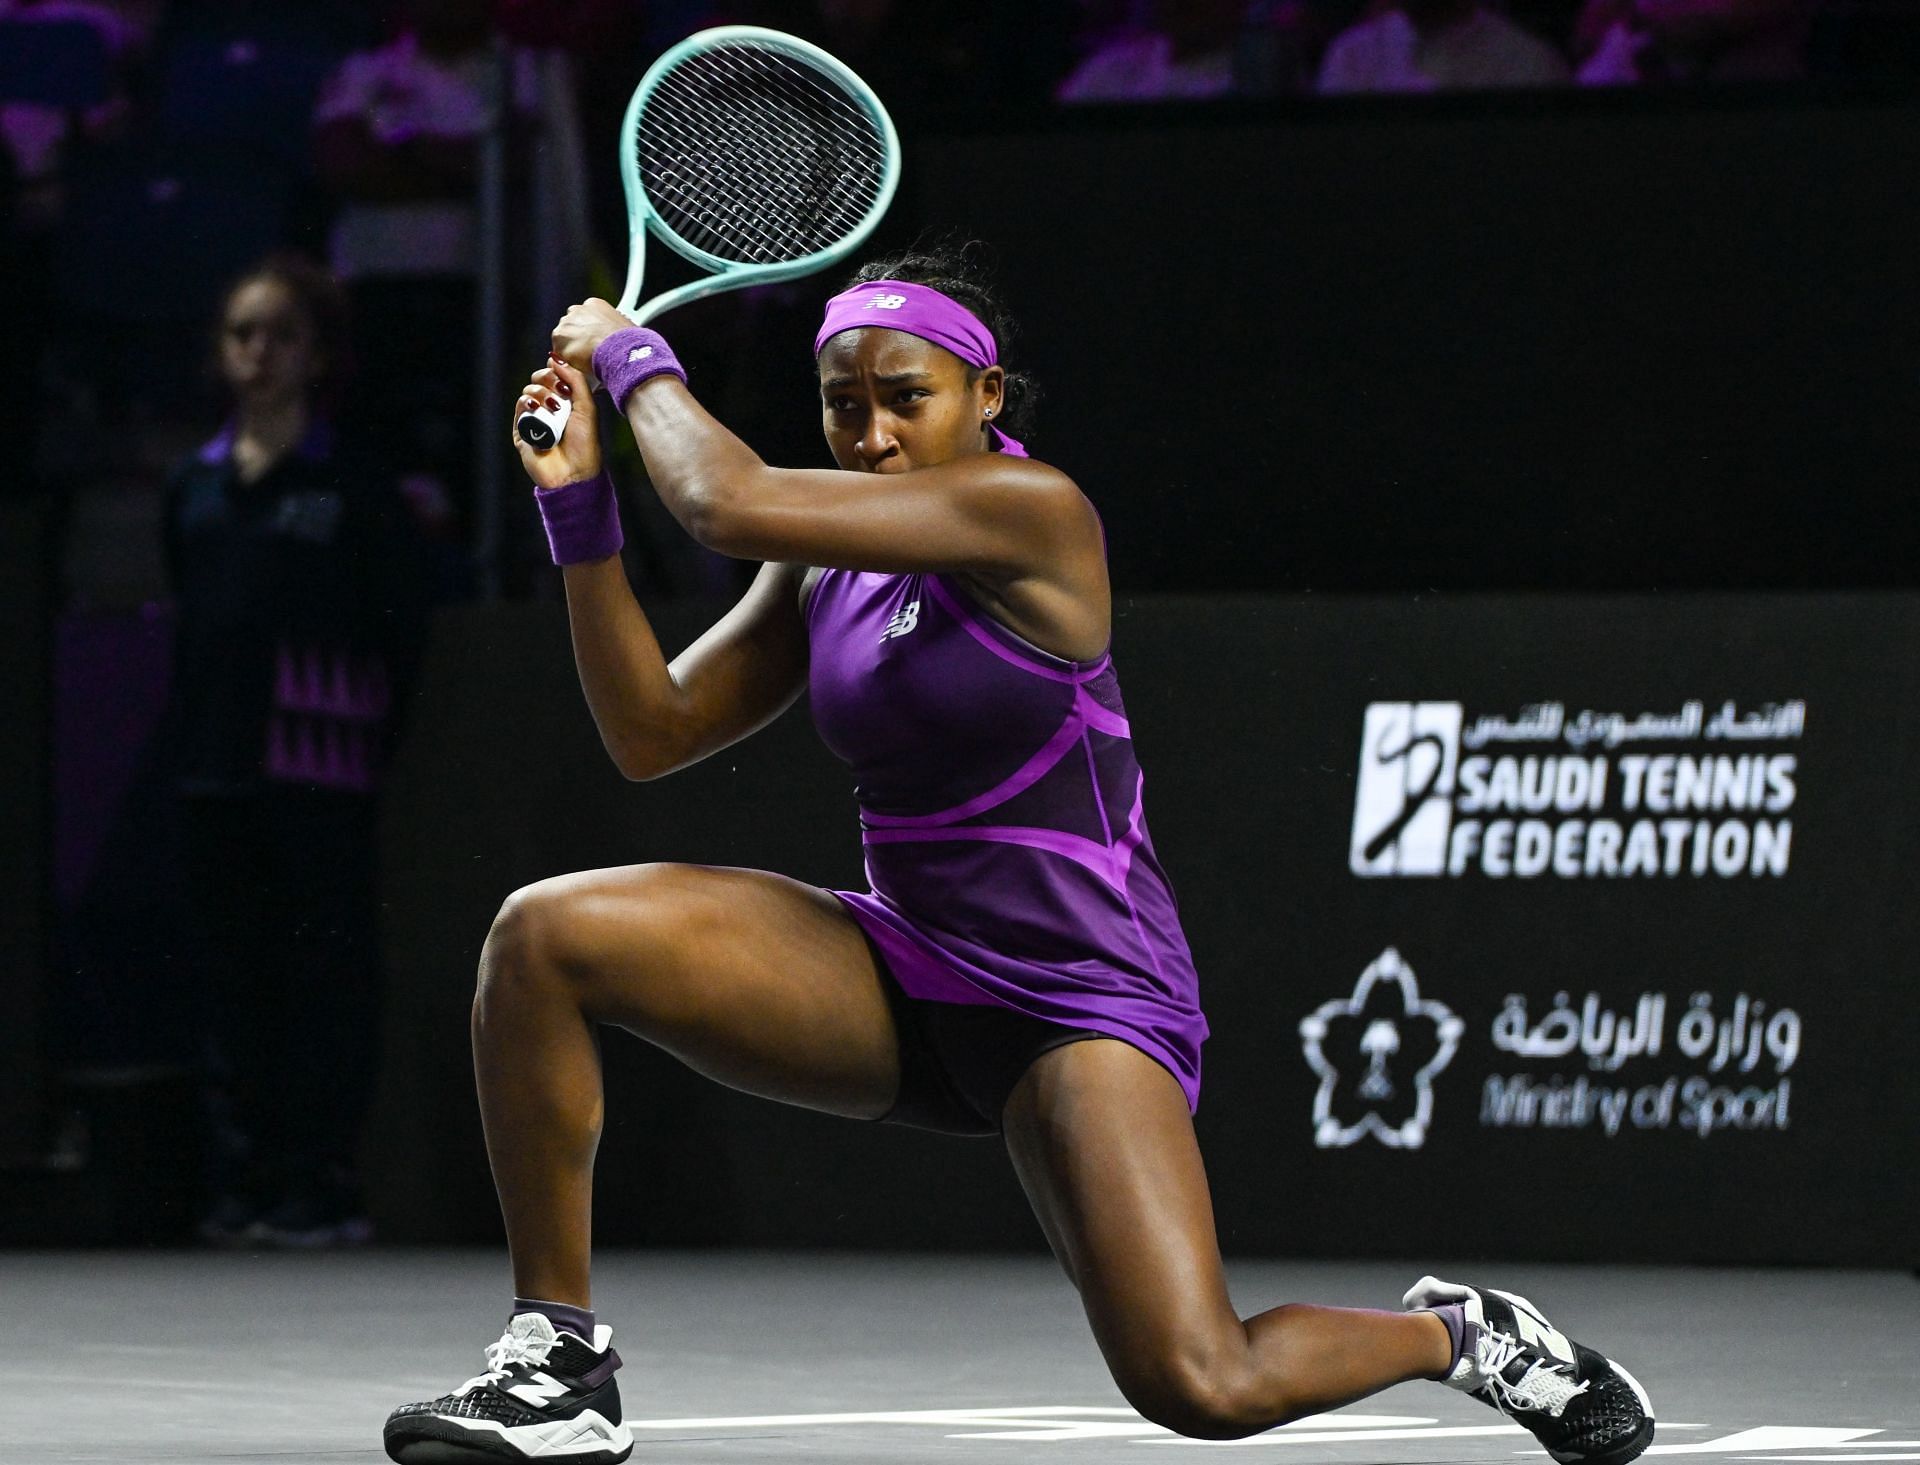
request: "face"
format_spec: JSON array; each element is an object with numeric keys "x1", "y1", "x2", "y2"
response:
[
  {"x1": 818, "y1": 328, "x2": 1004, "y2": 473},
  {"x1": 220, "y1": 278, "x2": 322, "y2": 406}
]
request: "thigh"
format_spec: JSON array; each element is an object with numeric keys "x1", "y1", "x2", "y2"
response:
[
  {"x1": 1001, "y1": 1040, "x2": 1240, "y2": 1386},
  {"x1": 502, "y1": 863, "x2": 902, "y2": 1120}
]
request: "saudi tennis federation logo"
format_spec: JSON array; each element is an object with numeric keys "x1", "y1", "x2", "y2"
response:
[
  {"x1": 1350, "y1": 702, "x2": 1463, "y2": 876},
  {"x1": 1299, "y1": 948, "x2": 1464, "y2": 1149}
]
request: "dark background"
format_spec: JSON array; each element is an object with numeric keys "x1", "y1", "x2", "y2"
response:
[
  {"x1": 915, "y1": 90, "x2": 1920, "y2": 593},
  {"x1": 8, "y1": 83, "x2": 1919, "y2": 1263}
]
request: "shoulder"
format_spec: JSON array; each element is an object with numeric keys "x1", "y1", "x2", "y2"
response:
[
  {"x1": 993, "y1": 456, "x2": 1096, "y2": 528},
  {"x1": 164, "y1": 443, "x2": 227, "y2": 517}
]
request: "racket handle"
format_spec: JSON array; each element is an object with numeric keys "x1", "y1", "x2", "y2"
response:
[{"x1": 517, "y1": 395, "x2": 572, "y2": 453}]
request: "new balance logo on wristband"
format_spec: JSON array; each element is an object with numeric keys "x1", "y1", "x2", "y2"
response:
[{"x1": 628, "y1": 346, "x2": 654, "y2": 362}]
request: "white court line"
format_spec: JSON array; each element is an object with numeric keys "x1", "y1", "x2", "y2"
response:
[
  {"x1": 1733, "y1": 1456, "x2": 1920, "y2": 1461},
  {"x1": 632, "y1": 1407, "x2": 1435, "y2": 1432},
  {"x1": 1142, "y1": 1424, "x2": 1531, "y2": 1448},
  {"x1": 635, "y1": 1406, "x2": 1144, "y2": 1429},
  {"x1": 1651, "y1": 1431, "x2": 1885, "y2": 1455}
]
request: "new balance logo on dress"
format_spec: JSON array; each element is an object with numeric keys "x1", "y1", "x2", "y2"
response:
[{"x1": 881, "y1": 600, "x2": 920, "y2": 641}]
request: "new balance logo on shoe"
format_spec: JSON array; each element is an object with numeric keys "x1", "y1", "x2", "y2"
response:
[
  {"x1": 881, "y1": 601, "x2": 920, "y2": 641},
  {"x1": 1498, "y1": 1289, "x2": 1576, "y2": 1365},
  {"x1": 1402, "y1": 1276, "x2": 1654, "y2": 1465},
  {"x1": 383, "y1": 1315, "x2": 634, "y2": 1464},
  {"x1": 507, "y1": 1372, "x2": 571, "y2": 1408}
]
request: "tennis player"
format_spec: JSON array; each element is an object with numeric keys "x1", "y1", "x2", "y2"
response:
[{"x1": 383, "y1": 247, "x2": 1655, "y2": 1465}]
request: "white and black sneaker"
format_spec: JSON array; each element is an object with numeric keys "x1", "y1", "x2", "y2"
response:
[
  {"x1": 383, "y1": 1312, "x2": 633, "y2": 1463},
  {"x1": 1405, "y1": 1276, "x2": 1655, "y2": 1465}
]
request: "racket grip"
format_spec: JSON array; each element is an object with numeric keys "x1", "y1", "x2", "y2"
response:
[{"x1": 517, "y1": 395, "x2": 572, "y2": 453}]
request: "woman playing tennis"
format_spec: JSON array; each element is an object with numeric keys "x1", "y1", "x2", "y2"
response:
[{"x1": 382, "y1": 247, "x2": 1655, "y2": 1465}]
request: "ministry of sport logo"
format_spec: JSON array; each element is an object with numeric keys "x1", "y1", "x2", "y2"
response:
[{"x1": 1298, "y1": 948, "x2": 1463, "y2": 1149}]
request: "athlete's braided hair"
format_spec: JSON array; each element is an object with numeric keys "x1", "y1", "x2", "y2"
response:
[{"x1": 847, "y1": 239, "x2": 1040, "y2": 440}]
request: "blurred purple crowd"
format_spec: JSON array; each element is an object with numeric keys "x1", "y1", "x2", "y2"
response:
[{"x1": 3, "y1": 0, "x2": 1912, "y2": 610}]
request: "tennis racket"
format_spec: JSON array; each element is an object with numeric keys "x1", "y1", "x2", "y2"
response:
[{"x1": 518, "y1": 25, "x2": 902, "y2": 451}]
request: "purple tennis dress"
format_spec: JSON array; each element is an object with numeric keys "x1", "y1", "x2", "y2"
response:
[{"x1": 808, "y1": 567, "x2": 1208, "y2": 1110}]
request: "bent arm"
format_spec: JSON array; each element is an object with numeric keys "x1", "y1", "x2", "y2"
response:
[
  {"x1": 618, "y1": 377, "x2": 1096, "y2": 577},
  {"x1": 563, "y1": 557, "x2": 809, "y2": 782}
]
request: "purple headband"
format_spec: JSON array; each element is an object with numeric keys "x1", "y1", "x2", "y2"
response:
[{"x1": 814, "y1": 280, "x2": 1027, "y2": 457}]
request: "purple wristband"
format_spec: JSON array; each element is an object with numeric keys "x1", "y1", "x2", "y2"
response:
[
  {"x1": 535, "y1": 469, "x2": 623, "y2": 566},
  {"x1": 592, "y1": 326, "x2": 687, "y2": 413}
]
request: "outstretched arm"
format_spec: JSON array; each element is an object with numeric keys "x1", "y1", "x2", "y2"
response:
[{"x1": 514, "y1": 361, "x2": 808, "y2": 781}]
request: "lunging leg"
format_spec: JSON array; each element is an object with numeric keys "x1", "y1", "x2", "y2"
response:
[
  {"x1": 472, "y1": 862, "x2": 903, "y2": 1307},
  {"x1": 1002, "y1": 1039, "x2": 1451, "y2": 1440}
]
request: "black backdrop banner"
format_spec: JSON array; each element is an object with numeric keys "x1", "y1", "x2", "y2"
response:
[
  {"x1": 369, "y1": 593, "x2": 1919, "y2": 1266},
  {"x1": 907, "y1": 95, "x2": 1920, "y2": 594}
]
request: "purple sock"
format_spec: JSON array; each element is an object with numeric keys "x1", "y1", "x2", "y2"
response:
[
  {"x1": 514, "y1": 1296, "x2": 596, "y2": 1342},
  {"x1": 1427, "y1": 1302, "x2": 1469, "y2": 1375}
]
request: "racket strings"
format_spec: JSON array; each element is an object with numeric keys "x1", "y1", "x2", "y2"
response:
[
  {"x1": 643, "y1": 57, "x2": 880, "y2": 260},
  {"x1": 638, "y1": 42, "x2": 888, "y2": 264},
  {"x1": 651, "y1": 49, "x2": 883, "y2": 242}
]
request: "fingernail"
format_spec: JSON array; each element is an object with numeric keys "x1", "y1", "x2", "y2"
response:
[
  {"x1": 557, "y1": 381, "x2": 571, "y2": 396},
  {"x1": 547, "y1": 398, "x2": 562, "y2": 412}
]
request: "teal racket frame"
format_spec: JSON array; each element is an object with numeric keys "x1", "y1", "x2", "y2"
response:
[{"x1": 617, "y1": 25, "x2": 903, "y2": 325}]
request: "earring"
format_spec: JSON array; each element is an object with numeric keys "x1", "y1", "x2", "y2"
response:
[{"x1": 984, "y1": 408, "x2": 994, "y2": 418}]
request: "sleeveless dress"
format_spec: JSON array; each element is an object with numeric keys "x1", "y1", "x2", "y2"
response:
[{"x1": 806, "y1": 567, "x2": 1208, "y2": 1110}]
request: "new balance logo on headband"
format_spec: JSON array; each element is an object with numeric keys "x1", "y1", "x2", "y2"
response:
[{"x1": 865, "y1": 294, "x2": 907, "y2": 310}]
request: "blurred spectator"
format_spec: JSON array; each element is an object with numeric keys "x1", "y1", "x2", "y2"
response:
[
  {"x1": 163, "y1": 253, "x2": 428, "y2": 1247},
  {"x1": 1, "y1": 0, "x2": 159, "y2": 471},
  {"x1": 1573, "y1": 0, "x2": 1813, "y2": 82},
  {"x1": 313, "y1": 0, "x2": 538, "y2": 593},
  {"x1": 0, "y1": 0, "x2": 157, "y2": 231},
  {"x1": 1317, "y1": 0, "x2": 1570, "y2": 90},
  {"x1": 1057, "y1": 0, "x2": 1245, "y2": 101}
]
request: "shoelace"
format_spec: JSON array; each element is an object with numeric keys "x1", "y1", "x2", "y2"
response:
[
  {"x1": 456, "y1": 1327, "x2": 555, "y2": 1394},
  {"x1": 1476, "y1": 1330, "x2": 1590, "y2": 1418}
]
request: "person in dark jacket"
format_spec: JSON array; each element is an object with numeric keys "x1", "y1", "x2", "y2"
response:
[{"x1": 164, "y1": 251, "x2": 429, "y2": 1246}]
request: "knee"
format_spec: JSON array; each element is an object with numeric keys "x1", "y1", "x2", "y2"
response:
[
  {"x1": 1113, "y1": 1346, "x2": 1273, "y2": 1442},
  {"x1": 479, "y1": 878, "x2": 570, "y2": 989},
  {"x1": 476, "y1": 872, "x2": 618, "y2": 1009},
  {"x1": 474, "y1": 864, "x2": 686, "y2": 1016}
]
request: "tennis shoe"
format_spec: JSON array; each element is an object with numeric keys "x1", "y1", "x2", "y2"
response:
[
  {"x1": 1405, "y1": 1276, "x2": 1654, "y2": 1465},
  {"x1": 383, "y1": 1312, "x2": 632, "y2": 1463}
]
